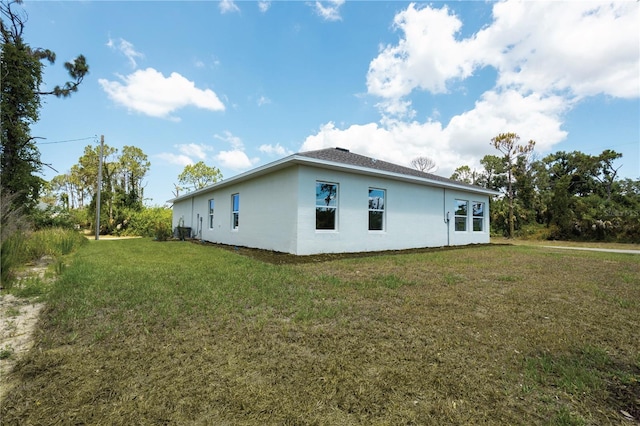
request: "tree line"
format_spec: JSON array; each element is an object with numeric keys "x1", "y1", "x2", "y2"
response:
[
  {"x1": 42, "y1": 144, "x2": 150, "y2": 233},
  {"x1": 38, "y1": 140, "x2": 222, "y2": 235},
  {"x1": 447, "y1": 133, "x2": 639, "y2": 242}
]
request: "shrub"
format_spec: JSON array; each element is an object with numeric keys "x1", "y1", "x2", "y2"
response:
[
  {"x1": 30, "y1": 205, "x2": 75, "y2": 230},
  {"x1": 121, "y1": 207, "x2": 172, "y2": 237},
  {"x1": 154, "y1": 220, "x2": 172, "y2": 241},
  {"x1": 516, "y1": 223, "x2": 554, "y2": 240}
]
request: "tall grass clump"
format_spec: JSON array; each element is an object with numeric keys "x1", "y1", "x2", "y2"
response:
[
  {"x1": 1, "y1": 228, "x2": 86, "y2": 288},
  {"x1": 1, "y1": 231, "x2": 28, "y2": 285},
  {"x1": 1, "y1": 189, "x2": 31, "y2": 286},
  {"x1": 25, "y1": 228, "x2": 87, "y2": 259}
]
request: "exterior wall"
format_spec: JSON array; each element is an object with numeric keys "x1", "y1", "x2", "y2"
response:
[
  {"x1": 172, "y1": 164, "x2": 491, "y2": 255},
  {"x1": 444, "y1": 189, "x2": 491, "y2": 247},
  {"x1": 295, "y1": 165, "x2": 490, "y2": 255},
  {"x1": 172, "y1": 198, "x2": 195, "y2": 233},
  {"x1": 171, "y1": 167, "x2": 300, "y2": 253}
]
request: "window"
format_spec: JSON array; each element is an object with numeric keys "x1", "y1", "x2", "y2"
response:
[
  {"x1": 454, "y1": 199, "x2": 468, "y2": 231},
  {"x1": 316, "y1": 182, "x2": 338, "y2": 230},
  {"x1": 473, "y1": 202, "x2": 484, "y2": 232},
  {"x1": 231, "y1": 193, "x2": 239, "y2": 229},
  {"x1": 208, "y1": 199, "x2": 215, "y2": 229},
  {"x1": 368, "y1": 188, "x2": 385, "y2": 231}
]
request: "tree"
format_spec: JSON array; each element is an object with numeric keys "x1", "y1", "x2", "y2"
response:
[
  {"x1": 450, "y1": 146, "x2": 637, "y2": 242},
  {"x1": 118, "y1": 145, "x2": 150, "y2": 208},
  {"x1": 450, "y1": 165, "x2": 478, "y2": 185},
  {"x1": 0, "y1": 0, "x2": 88, "y2": 210},
  {"x1": 410, "y1": 156, "x2": 437, "y2": 173},
  {"x1": 478, "y1": 155, "x2": 507, "y2": 191},
  {"x1": 48, "y1": 173, "x2": 72, "y2": 209},
  {"x1": 45, "y1": 143, "x2": 152, "y2": 234},
  {"x1": 491, "y1": 132, "x2": 535, "y2": 238},
  {"x1": 593, "y1": 149, "x2": 622, "y2": 201},
  {"x1": 177, "y1": 161, "x2": 223, "y2": 191},
  {"x1": 548, "y1": 175, "x2": 573, "y2": 238},
  {"x1": 77, "y1": 143, "x2": 117, "y2": 200}
]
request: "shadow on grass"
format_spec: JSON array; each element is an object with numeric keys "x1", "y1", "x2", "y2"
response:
[{"x1": 525, "y1": 345, "x2": 640, "y2": 423}]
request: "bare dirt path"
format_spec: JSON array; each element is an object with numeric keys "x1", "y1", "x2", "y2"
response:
[
  {"x1": 542, "y1": 246, "x2": 640, "y2": 255},
  {"x1": 0, "y1": 294, "x2": 44, "y2": 400},
  {"x1": 0, "y1": 256, "x2": 53, "y2": 400}
]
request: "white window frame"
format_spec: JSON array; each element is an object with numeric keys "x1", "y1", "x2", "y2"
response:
[
  {"x1": 315, "y1": 181, "x2": 338, "y2": 231},
  {"x1": 368, "y1": 188, "x2": 385, "y2": 232},
  {"x1": 231, "y1": 193, "x2": 239, "y2": 230},
  {"x1": 454, "y1": 199, "x2": 468, "y2": 232},
  {"x1": 472, "y1": 201, "x2": 485, "y2": 232}
]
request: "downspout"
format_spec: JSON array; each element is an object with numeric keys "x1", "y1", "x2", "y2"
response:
[
  {"x1": 443, "y1": 188, "x2": 450, "y2": 246},
  {"x1": 190, "y1": 197, "x2": 195, "y2": 238}
]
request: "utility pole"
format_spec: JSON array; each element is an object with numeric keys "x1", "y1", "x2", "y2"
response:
[{"x1": 95, "y1": 135, "x2": 104, "y2": 240}]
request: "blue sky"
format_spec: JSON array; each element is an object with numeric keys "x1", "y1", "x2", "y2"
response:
[{"x1": 24, "y1": 0, "x2": 640, "y2": 206}]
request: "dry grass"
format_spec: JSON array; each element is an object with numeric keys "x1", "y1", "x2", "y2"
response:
[{"x1": 1, "y1": 240, "x2": 638, "y2": 425}]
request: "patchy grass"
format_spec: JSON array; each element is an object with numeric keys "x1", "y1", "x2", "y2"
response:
[
  {"x1": 0, "y1": 345, "x2": 14, "y2": 360},
  {"x1": 1, "y1": 239, "x2": 638, "y2": 425}
]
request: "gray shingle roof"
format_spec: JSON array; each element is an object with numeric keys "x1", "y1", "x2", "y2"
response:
[
  {"x1": 170, "y1": 146, "x2": 497, "y2": 203},
  {"x1": 297, "y1": 147, "x2": 485, "y2": 191}
]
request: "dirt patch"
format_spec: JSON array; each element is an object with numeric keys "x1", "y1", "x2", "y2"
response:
[
  {"x1": 0, "y1": 293, "x2": 44, "y2": 400},
  {"x1": 190, "y1": 239, "x2": 492, "y2": 264},
  {"x1": 0, "y1": 256, "x2": 55, "y2": 400}
]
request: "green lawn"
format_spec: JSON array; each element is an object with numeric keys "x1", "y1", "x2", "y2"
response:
[{"x1": 2, "y1": 239, "x2": 639, "y2": 425}]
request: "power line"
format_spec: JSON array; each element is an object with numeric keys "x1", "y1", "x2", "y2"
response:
[{"x1": 38, "y1": 136, "x2": 96, "y2": 145}]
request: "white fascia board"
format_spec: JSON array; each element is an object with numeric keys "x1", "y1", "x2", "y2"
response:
[
  {"x1": 167, "y1": 155, "x2": 297, "y2": 203},
  {"x1": 292, "y1": 156, "x2": 501, "y2": 196},
  {"x1": 167, "y1": 153, "x2": 500, "y2": 203}
]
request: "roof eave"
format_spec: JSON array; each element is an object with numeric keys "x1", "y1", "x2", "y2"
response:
[
  {"x1": 292, "y1": 156, "x2": 501, "y2": 196},
  {"x1": 168, "y1": 153, "x2": 500, "y2": 203},
  {"x1": 167, "y1": 154, "x2": 298, "y2": 203}
]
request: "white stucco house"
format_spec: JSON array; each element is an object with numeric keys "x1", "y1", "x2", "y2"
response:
[{"x1": 170, "y1": 148, "x2": 499, "y2": 255}]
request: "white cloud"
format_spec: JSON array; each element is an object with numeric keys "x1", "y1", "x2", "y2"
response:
[
  {"x1": 176, "y1": 143, "x2": 213, "y2": 160},
  {"x1": 301, "y1": 121, "x2": 455, "y2": 173},
  {"x1": 367, "y1": 4, "x2": 476, "y2": 103},
  {"x1": 214, "y1": 130, "x2": 244, "y2": 150},
  {"x1": 106, "y1": 37, "x2": 144, "y2": 68},
  {"x1": 259, "y1": 144, "x2": 293, "y2": 156},
  {"x1": 258, "y1": 1, "x2": 271, "y2": 13},
  {"x1": 300, "y1": 88, "x2": 570, "y2": 179},
  {"x1": 440, "y1": 90, "x2": 568, "y2": 166},
  {"x1": 216, "y1": 150, "x2": 258, "y2": 171},
  {"x1": 478, "y1": 1, "x2": 640, "y2": 99},
  {"x1": 98, "y1": 68, "x2": 225, "y2": 120},
  {"x1": 367, "y1": 2, "x2": 639, "y2": 111},
  {"x1": 156, "y1": 153, "x2": 193, "y2": 167},
  {"x1": 257, "y1": 95, "x2": 271, "y2": 106},
  {"x1": 219, "y1": 0, "x2": 240, "y2": 14},
  {"x1": 313, "y1": 0, "x2": 345, "y2": 22},
  {"x1": 212, "y1": 131, "x2": 259, "y2": 171},
  {"x1": 156, "y1": 143, "x2": 214, "y2": 167},
  {"x1": 303, "y1": 1, "x2": 638, "y2": 177}
]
